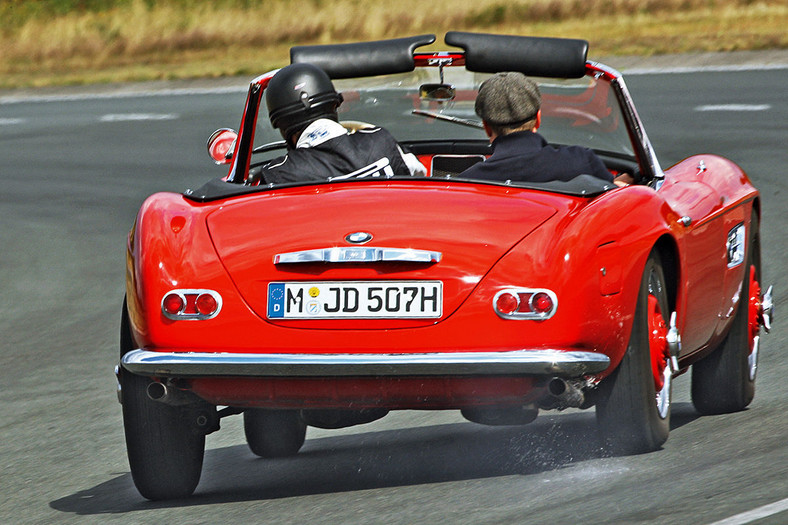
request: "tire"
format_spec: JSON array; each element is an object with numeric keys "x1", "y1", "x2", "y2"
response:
[
  {"x1": 596, "y1": 251, "x2": 672, "y2": 454},
  {"x1": 244, "y1": 409, "x2": 307, "y2": 458},
  {"x1": 120, "y1": 300, "x2": 205, "y2": 500},
  {"x1": 692, "y1": 211, "x2": 760, "y2": 414}
]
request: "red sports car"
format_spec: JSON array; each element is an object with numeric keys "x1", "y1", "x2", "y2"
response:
[{"x1": 117, "y1": 32, "x2": 773, "y2": 500}]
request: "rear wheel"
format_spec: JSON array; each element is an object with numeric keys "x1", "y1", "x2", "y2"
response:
[
  {"x1": 120, "y1": 300, "x2": 205, "y2": 500},
  {"x1": 692, "y1": 212, "x2": 761, "y2": 414},
  {"x1": 596, "y1": 251, "x2": 672, "y2": 454},
  {"x1": 244, "y1": 409, "x2": 307, "y2": 458}
]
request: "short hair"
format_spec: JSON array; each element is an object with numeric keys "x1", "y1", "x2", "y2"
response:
[{"x1": 485, "y1": 116, "x2": 538, "y2": 138}]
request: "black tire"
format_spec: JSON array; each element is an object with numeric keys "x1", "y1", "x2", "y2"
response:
[
  {"x1": 244, "y1": 409, "x2": 307, "y2": 458},
  {"x1": 596, "y1": 251, "x2": 671, "y2": 454},
  {"x1": 120, "y1": 300, "x2": 205, "y2": 500},
  {"x1": 692, "y1": 211, "x2": 760, "y2": 414}
]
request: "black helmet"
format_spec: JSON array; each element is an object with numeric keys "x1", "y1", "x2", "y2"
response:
[{"x1": 266, "y1": 63, "x2": 343, "y2": 142}]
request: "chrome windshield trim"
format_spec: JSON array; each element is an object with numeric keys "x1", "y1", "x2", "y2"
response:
[
  {"x1": 274, "y1": 247, "x2": 442, "y2": 264},
  {"x1": 121, "y1": 349, "x2": 610, "y2": 378},
  {"x1": 587, "y1": 61, "x2": 665, "y2": 182}
]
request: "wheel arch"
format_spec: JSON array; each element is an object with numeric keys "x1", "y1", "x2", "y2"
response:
[
  {"x1": 750, "y1": 197, "x2": 762, "y2": 273},
  {"x1": 652, "y1": 234, "x2": 680, "y2": 318},
  {"x1": 120, "y1": 295, "x2": 135, "y2": 358}
]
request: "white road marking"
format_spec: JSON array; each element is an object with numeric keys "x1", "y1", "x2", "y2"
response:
[
  {"x1": 100, "y1": 113, "x2": 178, "y2": 122},
  {"x1": 706, "y1": 497, "x2": 788, "y2": 525},
  {"x1": 0, "y1": 117, "x2": 25, "y2": 125},
  {"x1": 0, "y1": 85, "x2": 246, "y2": 105},
  {"x1": 695, "y1": 104, "x2": 771, "y2": 111},
  {"x1": 625, "y1": 63, "x2": 788, "y2": 75}
]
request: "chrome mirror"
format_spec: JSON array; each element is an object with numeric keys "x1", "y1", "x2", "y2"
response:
[{"x1": 206, "y1": 128, "x2": 237, "y2": 164}]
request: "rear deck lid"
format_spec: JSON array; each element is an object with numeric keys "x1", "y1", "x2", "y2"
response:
[{"x1": 206, "y1": 181, "x2": 560, "y2": 327}]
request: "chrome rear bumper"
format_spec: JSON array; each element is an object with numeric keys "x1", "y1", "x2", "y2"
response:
[{"x1": 121, "y1": 349, "x2": 610, "y2": 378}]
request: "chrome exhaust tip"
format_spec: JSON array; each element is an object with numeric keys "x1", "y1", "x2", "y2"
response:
[
  {"x1": 540, "y1": 377, "x2": 585, "y2": 409},
  {"x1": 146, "y1": 381, "x2": 167, "y2": 401},
  {"x1": 145, "y1": 380, "x2": 194, "y2": 406}
]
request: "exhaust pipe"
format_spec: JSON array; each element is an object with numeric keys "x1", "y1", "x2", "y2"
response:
[
  {"x1": 146, "y1": 380, "x2": 221, "y2": 433},
  {"x1": 539, "y1": 377, "x2": 585, "y2": 410},
  {"x1": 146, "y1": 381, "x2": 194, "y2": 406}
]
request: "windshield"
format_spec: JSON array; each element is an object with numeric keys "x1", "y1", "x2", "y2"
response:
[{"x1": 253, "y1": 67, "x2": 634, "y2": 161}]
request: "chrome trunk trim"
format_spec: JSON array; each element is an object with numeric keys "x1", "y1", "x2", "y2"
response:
[{"x1": 274, "y1": 247, "x2": 441, "y2": 264}]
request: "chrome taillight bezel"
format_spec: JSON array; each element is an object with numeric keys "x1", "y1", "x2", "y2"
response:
[
  {"x1": 161, "y1": 289, "x2": 223, "y2": 320},
  {"x1": 493, "y1": 288, "x2": 558, "y2": 320}
]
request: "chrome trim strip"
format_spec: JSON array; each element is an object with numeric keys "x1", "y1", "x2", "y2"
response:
[
  {"x1": 588, "y1": 61, "x2": 665, "y2": 182},
  {"x1": 121, "y1": 349, "x2": 610, "y2": 377},
  {"x1": 274, "y1": 247, "x2": 442, "y2": 264},
  {"x1": 121, "y1": 349, "x2": 610, "y2": 378}
]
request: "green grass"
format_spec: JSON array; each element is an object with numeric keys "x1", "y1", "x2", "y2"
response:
[{"x1": 1, "y1": 0, "x2": 786, "y2": 88}]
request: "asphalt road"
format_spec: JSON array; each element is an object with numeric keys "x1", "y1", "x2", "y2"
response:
[{"x1": 1, "y1": 61, "x2": 786, "y2": 524}]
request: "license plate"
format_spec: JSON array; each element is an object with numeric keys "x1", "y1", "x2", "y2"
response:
[{"x1": 267, "y1": 281, "x2": 443, "y2": 319}]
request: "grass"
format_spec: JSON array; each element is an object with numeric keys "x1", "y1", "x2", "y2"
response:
[{"x1": 1, "y1": 0, "x2": 786, "y2": 88}]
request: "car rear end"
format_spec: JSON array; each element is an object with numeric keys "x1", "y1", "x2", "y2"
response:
[{"x1": 123, "y1": 179, "x2": 619, "y2": 413}]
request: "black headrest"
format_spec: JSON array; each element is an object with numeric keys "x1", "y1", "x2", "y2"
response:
[
  {"x1": 291, "y1": 34, "x2": 436, "y2": 79},
  {"x1": 445, "y1": 31, "x2": 589, "y2": 78}
]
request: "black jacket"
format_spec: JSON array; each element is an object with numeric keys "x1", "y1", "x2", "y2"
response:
[
  {"x1": 262, "y1": 123, "x2": 413, "y2": 185},
  {"x1": 460, "y1": 131, "x2": 613, "y2": 183}
]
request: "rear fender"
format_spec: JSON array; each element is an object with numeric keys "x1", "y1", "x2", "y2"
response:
[
  {"x1": 478, "y1": 185, "x2": 681, "y2": 375},
  {"x1": 126, "y1": 193, "x2": 253, "y2": 349}
]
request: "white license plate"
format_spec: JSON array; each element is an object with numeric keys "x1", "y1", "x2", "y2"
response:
[{"x1": 267, "y1": 281, "x2": 443, "y2": 319}]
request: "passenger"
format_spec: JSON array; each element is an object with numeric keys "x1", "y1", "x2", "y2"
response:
[
  {"x1": 258, "y1": 63, "x2": 426, "y2": 184},
  {"x1": 461, "y1": 72, "x2": 632, "y2": 186}
]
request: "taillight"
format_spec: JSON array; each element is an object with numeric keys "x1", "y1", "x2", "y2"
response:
[
  {"x1": 531, "y1": 292, "x2": 554, "y2": 314},
  {"x1": 161, "y1": 290, "x2": 222, "y2": 320},
  {"x1": 495, "y1": 292, "x2": 520, "y2": 315},
  {"x1": 493, "y1": 288, "x2": 557, "y2": 320},
  {"x1": 162, "y1": 293, "x2": 185, "y2": 316},
  {"x1": 195, "y1": 293, "x2": 219, "y2": 316}
]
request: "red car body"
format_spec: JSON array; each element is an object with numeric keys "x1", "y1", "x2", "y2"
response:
[{"x1": 118, "y1": 32, "x2": 771, "y2": 500}]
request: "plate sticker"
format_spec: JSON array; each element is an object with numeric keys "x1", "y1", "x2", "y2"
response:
[{"x1": 267, "y1": 281, "x2": 442, "y2": 319}]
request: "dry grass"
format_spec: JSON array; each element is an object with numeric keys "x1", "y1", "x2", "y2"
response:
[{"x1": 1, "y1": 0, "x2": 786, "y2": 88}]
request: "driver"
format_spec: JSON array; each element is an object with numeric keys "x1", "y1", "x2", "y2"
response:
[
  {"x1": 257, "y1": 63, "x2": 426, "y2": 184},
  {"x1": 460, "y1": 71, "x2": 631, "y2": 186}
]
